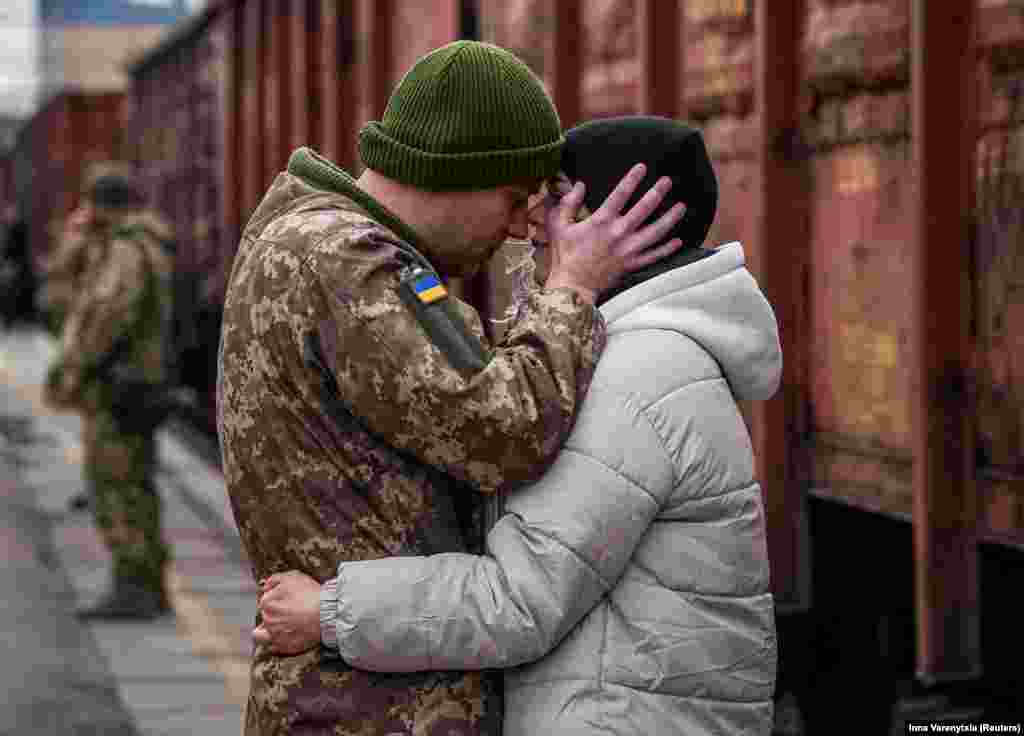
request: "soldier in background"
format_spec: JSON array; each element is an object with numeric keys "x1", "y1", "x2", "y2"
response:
[
  {"x1": 43, "y1": 164, "x2": 175, "y2": 619},
  {"x1": 42, "y1": 192, "x2": 112, "y2": 512},
  {"x1": 41, "y1": 205, "x2": 97, "y2": 336}
]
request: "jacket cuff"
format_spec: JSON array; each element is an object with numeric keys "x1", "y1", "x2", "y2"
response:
[{"x1": 319, "y1": 576, "x2": 339, "y2": 650}]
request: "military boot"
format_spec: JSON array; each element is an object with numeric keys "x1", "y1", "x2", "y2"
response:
[{"x1": 75, "y1": 580, "x2": 171, "y2": 620}]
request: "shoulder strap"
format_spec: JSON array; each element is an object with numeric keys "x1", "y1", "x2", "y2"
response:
[
  {"x1": 395, "y1": 262, "x2": 490, "y2": 376},
  {"x1": 288, "y1": 148, "x2": 491, "y2": 375},
  {"x1": 107, "y1": 225, "x2": 175, "y2": 380},
  {"x1": 110, "y1": 225, "x2": 160, "y2": 318}
]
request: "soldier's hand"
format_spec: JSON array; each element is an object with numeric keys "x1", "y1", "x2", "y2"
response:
[
  {"x1": 252, "y1": 571, "x2": 322, "y2": 655},
  {"x1": 543, "y1": 164, "x2": 686, "y2": 304},
  {"x1": 63, "y1": 207, "x2": 93, "y2": 241}
]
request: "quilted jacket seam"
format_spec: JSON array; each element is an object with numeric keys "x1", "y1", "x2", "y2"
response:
[
  {"x1": 509, "y1": 674, "x2": 774, "y2": 704},
  {"x1": 581, "y1": 383, "x2": 681, "y2": 494},
  {"x1": 557, "y1": 446, "x2": 662, "y2": 510}
]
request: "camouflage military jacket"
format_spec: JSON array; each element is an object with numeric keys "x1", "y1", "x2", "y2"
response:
[
  {"x1": 217, "y1": 150, "x2": 606, "y2": 736},
  {"x1": 42, "y1": 221, "x2": 106, "y2": 332},
  {"x1": 44, "y1": 212, "x2": 173, "y2": 414}
]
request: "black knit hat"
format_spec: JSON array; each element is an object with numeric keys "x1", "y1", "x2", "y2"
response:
[
  {"x1": 359, "y1": 41, "x2": 565, "y2": 191},
  {"x1": 85, "y1": 170, "x2": 145, "y2": 210},
  {"x1": 563, "y1": 116, "x2": 717, "y2": 250},
  {"x1": 561, "y1": 116, "x2": 718, "y2": 303}
]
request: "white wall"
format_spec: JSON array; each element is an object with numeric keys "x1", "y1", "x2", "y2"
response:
[
  {"x1": 0, "y1": 0, "x2": 38, "y2": 119},
  {"x1": 0, "y1": 0, "x2": 207, "y2": 122}
]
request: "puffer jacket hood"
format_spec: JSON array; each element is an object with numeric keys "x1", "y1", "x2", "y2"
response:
[{"x1": 601, "y1": 240, "x2": 781, "y2": 401}]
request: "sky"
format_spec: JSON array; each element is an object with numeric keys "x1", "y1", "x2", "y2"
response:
[
  {"x1": 0, "y1": 0, "x2": 207, "y2": 121},
  {"x1": 0, "y1": 0, "x2": 38, "y2": 119}
]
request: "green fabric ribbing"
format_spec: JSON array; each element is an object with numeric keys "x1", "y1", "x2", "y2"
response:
[
  {"x1": 287, "y1": 147, "x2": 434, "y2": 270},
  {"x1": 358, "y1": 41, "x2": 565, "y2": 191}
]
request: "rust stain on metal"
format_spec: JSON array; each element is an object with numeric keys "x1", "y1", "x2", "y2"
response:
[
  {"x1": 753, "y1": 0, "x2": 810, "y2": 611},
  {"x1": 685, "y1": 26, "x2": 755, "y2": 117},
  {"x1": 910, "y1": 0, "x2": 981, "y2": 684},
  {"x1": 686, "y1": 0, "x2": 748, "y2": 23},
  {"x1": 809, "y1": 144, "x2": 916, "y2": 453},
  {"x1": 839, "y1": 323, "x2": 899, "y2": 368},
  {"x1": 835, "y1": 146, "x2": 881, "y2": 194},
  {"x1": 975, "y1": 76, "x2": 1024, "y2": 474},
  {"x1": 638, "y1": 0, "x2": 681, "y2": 117},
  {"x1": 550, "y1": 0, "x2": 583, "y2": 129}
]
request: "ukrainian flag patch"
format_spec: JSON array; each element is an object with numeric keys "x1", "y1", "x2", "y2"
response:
[{"x1": 412, "y1": 273, "x2": 448, "y2": 304}]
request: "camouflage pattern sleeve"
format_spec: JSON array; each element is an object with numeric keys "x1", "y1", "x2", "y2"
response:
[
  {"x1": 318, "y1": 253, "x2": 607, "y2": 495},
  {"x1": 42, "y1": 229, "x2": 93, "y2": 317},
  {"x1": 59, "y1": 237, "x2": 146, "y2": 392}
]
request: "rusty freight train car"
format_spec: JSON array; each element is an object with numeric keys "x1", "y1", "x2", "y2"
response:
[
  {"x1": 10, "y1": 91, "x2": 126, "y2": 266},
  {"x1": 124, "y1": 0, "x2": 1023, "y2": 731},
  {"x1": 127, "y1": 0, "x2": 478, "y2": 426},
  {"x1": 479, "y1": 3, "x2": 1023, "y2": 725},
  {"x1": 128, "y1": 9, "x2": 235, "y2": 427}
]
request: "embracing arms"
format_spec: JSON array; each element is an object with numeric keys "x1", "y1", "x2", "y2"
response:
[{"x1": 256, "y1": 386, "x2": 673, "y2": 670}]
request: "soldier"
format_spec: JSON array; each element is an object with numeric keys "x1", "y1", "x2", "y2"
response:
[
  {"x1": 217, "y1": 41, "x2": 686, "y2": 735},
  {"x1": 43, "y1": 189, "x2": 115, "y2": 513},
  {"x1": 43, "y1": 164, "x2": 175, "y2": 619}
]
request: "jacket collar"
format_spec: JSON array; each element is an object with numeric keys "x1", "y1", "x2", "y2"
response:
[{"x1": 287, "y1": 147, "x2": 429, "y2": 257}]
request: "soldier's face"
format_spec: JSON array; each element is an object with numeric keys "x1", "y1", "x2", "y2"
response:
[
  {"x1": 468, "y1": 183, "x2": 535, "y2": 250},
  {"x1": 430, "y1": 183, "x2": 539, "y2": 278}
]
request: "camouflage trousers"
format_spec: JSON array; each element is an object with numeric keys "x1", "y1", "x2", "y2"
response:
[{"x1": 82, "y1": 410, "x2": 170, "y2": 594}]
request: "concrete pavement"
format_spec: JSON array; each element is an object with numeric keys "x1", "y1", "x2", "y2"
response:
[
  {"x1": 1, "y1": 417, "x2": 136, "y2": 736},
  {"x1": 0, "y1": 325, "x2": 257, "y2": 735}
]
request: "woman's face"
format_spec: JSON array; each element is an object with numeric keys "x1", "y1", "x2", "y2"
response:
[{"x1": 527, "y1": 171, "x2": 593, "y2": 284}]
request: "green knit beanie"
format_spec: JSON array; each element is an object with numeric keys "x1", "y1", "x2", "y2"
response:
[{"x1": 359, "y1": 41, "x2": 564, "y2": 191}]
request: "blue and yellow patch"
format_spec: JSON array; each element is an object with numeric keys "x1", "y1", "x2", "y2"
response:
[{"x1": 412, "y1": 273, "x2": 448, "y2": 304}]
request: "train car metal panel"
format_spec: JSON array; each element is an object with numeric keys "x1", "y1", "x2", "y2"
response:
[
  {"x1": 355, "y1": 0, "x2": 394, "y2": 134},
  {"x1": 684, "y1": 1, "x2": 753, "y2": 119},
  {"x1": 807, "y1": 142, "x2": 916, "y2": 516},
  {"x1": 393, "y1": 0, "x2": 460, "y2": 91},
  {"x1": 972, "y1": 0, "x2": 1024, "y2": 564},
  {"x1": 130, "y1": 2, "x2": 236, "y2": 428},
  {"x1": 242, "y1": 0, "x2": 266, "y2": 220},
  {"x1": 118, "y1": 0, "x2": 1024, "y2": 559},
  {"x1": 14, "y1": 91, "x2": 126, "y2": 262},
  {"x1": 801, "y1": 1, "x2": 914, "y2": 524},
  {"x1": 263, "y1": 0, "x2": 287, "y2": 181},
  {"x1": 910, "y1": 0, "x2": 981, "y2": 683},
  {"x1": 578, "y1": 0, "x2": 637, "y2": 119},
  {"x1": 637, "y1": 0, "x2": 680, "y2": 117},
  {"x1": 752, "y1": 0, "x2": 812, "y2": 613},
  {"x1": 288, "y1": 0, "x2": 318, "y2": 154}
]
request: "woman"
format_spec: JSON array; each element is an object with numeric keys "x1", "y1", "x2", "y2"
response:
[{"x1": 255, "y1": 116, "x2": 781, "y2": 735}]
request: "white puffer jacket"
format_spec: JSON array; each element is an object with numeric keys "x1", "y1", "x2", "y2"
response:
[{"x1": 322, "y1": 241, "x2": 782, "y2": 735}]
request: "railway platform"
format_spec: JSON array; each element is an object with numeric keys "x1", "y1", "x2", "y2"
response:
[{"x1": 0, "y1": 324, "x2": 254, "y2": 735}]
